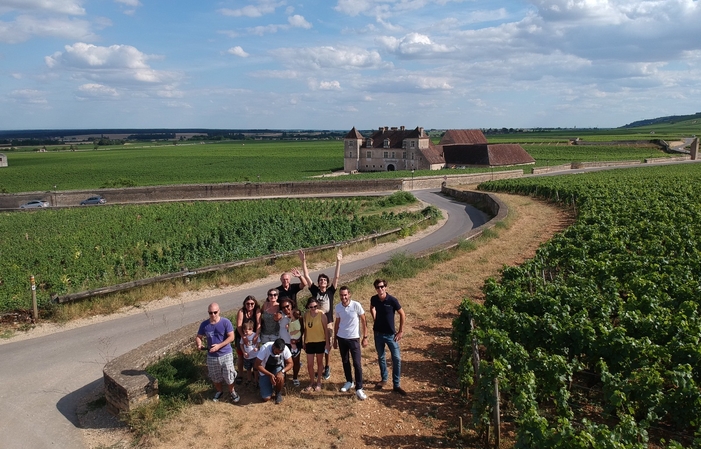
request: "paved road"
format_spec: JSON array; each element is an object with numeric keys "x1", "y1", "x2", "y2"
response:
[{"x1": 0, "y1": 189, "x2": 491, "y2": 449}]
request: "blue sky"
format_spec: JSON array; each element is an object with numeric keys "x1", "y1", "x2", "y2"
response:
[{"x1": 1, "y1": 0, "x2": 700, "y2": 130}]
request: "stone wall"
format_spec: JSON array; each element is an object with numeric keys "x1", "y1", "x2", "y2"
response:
[{"x1": 0, "y1": 179, "x2": 402, "y2": 210}]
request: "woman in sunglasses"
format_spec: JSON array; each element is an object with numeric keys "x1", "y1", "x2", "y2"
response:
[
  {"x1": 302, "y1": 298, "x2": 331, "y2": 391},
  {"x1": 260, "y1": 288, "x2": 282, "y2": 344}
]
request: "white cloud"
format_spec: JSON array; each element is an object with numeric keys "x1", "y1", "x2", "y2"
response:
[
  {"x1": 0, "y1": 15, "x2": 95, "y2": 43},
  {"x1": 251, "y1": 69, "x2": 299, "y2": 79},
  {"x1": 227, "y1": 46, "x2": 249, "y2": 57},
  {"x1": 273, "y1": 46, "x2": 388, "y2": 70},
  {"x1": 248, "y1": 24, "x2": 283, "y2": 35},
  {"x1": 377, "y1": 32, "x2": 453, "y2": 57},
  {"x1": 77, "y1": 83, "x2": 118, "y2": 98},
  {"x1": 218, "y1": 1, "x2": 284, "y2": 18},
  {"x1": 0, "y1": 0, "x2": 86, "y2": 15},
  {"x1": 288, "y1": 14, "x2": 312, "y2": 29},
  {"x1": 45, "y1": 42, "x2": 177, "y2": 84},
  {"x1": 115, "y1": 0, "x2": 141, "y2": 6},
  {"x1": 9, "y1": 88, "x2": 48, "y2": 104},
  {"x1": 319, "y1": 80, "x2": 341, "y2": 90},
  {"x1": 334, "y1": 0, "x2": 466, "y2": 17}
]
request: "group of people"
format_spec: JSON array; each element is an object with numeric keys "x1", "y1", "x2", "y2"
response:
[{"x1": 195, "y1": 250, "x2": 407, "y2": 405}]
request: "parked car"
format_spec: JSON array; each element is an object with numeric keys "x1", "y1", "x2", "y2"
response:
[
  {"x1": 20, "y1": 200, "x2": 49, "y2": 209},
  {"x1": 80, "y1": 196, "x2": 106, "y2": 205}
]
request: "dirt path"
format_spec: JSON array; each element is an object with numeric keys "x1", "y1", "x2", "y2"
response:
[{"x1": 80, "y1": 193, "x2": 573, "y2": 448}]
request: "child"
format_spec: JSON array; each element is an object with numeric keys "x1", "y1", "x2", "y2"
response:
[
  {"x1": 240, "y1": 320, "x2": 259, "y2": 385},
  {"x1": 288, "y1": 308, "x2": 302, "y2": 357}
]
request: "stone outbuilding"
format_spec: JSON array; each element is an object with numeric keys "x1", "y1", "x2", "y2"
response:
[{"x1": 0, "y1": 153, "x2": 7, "y2": 168}]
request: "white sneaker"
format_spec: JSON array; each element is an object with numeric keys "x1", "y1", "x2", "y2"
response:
[
  {"x1": 356, "y1": 389, "x2": 367, "y2": 400},
  {"x1": 340, "y1": 381, "x2": 354, "y2": 392}
]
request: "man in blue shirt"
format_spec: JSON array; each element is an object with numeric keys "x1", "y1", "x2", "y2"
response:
[{"x1": 196, "y1": 302, "x2": 240, "y2": 403}]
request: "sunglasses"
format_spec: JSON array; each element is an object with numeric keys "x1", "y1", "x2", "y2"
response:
[
  {"x1": 308, "y1": 305, "x2": 318, "y2": 309},
  {"x1": 375, "y1": 284, "x2": 386, "y2": 289},
  {"x1": 268, "y1": 293, "x2": 278, "y2": 297},
  {"x1": 245, "y1": 302, "x2": 255, "y2": 306},
  {"x1": 208, "y1": 311, "x2": 219, "y2": 315}
]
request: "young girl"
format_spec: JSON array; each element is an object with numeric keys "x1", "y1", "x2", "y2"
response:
[{"x1": 240, "y1": 320, "x2": 260, "y2": 385}]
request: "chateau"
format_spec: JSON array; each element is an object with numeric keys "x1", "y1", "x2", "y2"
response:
[{"x1": 343, "y1": 126, "x2": 534, "y2": 173}]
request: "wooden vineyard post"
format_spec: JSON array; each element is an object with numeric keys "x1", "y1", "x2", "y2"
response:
[
  {"x1": 31, "y1": 275, "x2": 38, "y2": 322},
  {"x1": 471, "y1": 319, "x2": 480, "y2": 384},
  {"x1": 494, "y1": 377, "x2": 501, "y2": 448}
]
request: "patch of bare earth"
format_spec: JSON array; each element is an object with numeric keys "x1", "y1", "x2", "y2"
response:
[{"x1": 80, "y1": 193, "x2": 573, "y2": 449}]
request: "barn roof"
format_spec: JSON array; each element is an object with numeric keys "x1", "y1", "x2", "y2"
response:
[{"x1": 439, "y1": 129, "x2": 488, "y2": 145}]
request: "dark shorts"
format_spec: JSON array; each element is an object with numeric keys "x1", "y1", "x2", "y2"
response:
[
  {"x1": 243, "y1": 357, "x2": 255, "y2": 371},
  {"x1": 305, "y1": 341, "x2": 326, "y2": 354}
]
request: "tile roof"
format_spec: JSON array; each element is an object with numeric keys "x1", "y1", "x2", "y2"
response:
[
  {"x1": 344, "y1": 127, "x2": 364, "y2": 139},
  {"x1": 439, "y1": 129, "x2": 488, "y2": 145}
]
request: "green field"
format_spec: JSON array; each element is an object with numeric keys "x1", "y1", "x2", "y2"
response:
[
  {"x1": 0, "y1": 141, "x2": 343, "y2": 193},
  {"x1": 0, "y1": 193, "x2": 433, "y2": 313},
  {"x1": 1, "y1": 122, "x2": 695, "y2": 193},
  {"x1": 454, "y1": 163, "x2": 701, "y2": 448}
]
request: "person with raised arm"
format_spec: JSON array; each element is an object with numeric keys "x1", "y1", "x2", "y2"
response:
[{"x1": 302, "y1": 248, "x2": 342, "y2": 380}]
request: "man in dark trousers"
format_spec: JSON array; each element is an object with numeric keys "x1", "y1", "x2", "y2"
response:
[{"x1": 370, "y1": 278, "x2": 407, "y2": 395}]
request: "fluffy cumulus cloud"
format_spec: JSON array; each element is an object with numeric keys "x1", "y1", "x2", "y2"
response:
[
  {"x1": 227, "y1": 46, "x2": 249, "y2": 57},
  {"x1": 377, "y1": 33, "x2": 453, "y2": 58},
  {"x1": 288, "y1": 14, "x2": 312, "y2": 29},
  {"x1": 308, "y1": 79, "x2": 341, "y2": 90},
  {"x1": 45, "y1": 42, "x2": 177, "y2": 84}
]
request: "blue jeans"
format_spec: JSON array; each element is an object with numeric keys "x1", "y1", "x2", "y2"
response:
[
  {"x1": 259, "y1": 365, "x2": 283, "y2": 399},
  {"x1": 374, "y1": 332, "x2": 401, "y2": 387}
]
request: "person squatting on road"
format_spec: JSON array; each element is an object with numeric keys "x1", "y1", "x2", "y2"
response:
[
  {"x1": 254, "y1": 338, "x2": 293, "y2": 404},
  {"x1": 333, "y1": 286, "x2": 368, "y2": 400},
  {"x1": 196, "y1": 302, "x2": 240, "y2": 403}
]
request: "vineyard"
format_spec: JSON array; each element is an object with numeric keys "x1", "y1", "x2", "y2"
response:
[
  {"x1": 454, "y1": 163, "x2": 701, "y2": 448},
  {"x1": 0, "y1": 193, "x2": 434, "y2": 313}
]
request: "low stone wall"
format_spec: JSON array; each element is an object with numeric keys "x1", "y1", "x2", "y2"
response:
[
  {"x1": 103, "y1": 322, "x2": 199, "y2": 415},
  {"x1": 0, "y1": 179, "x2": 403, "y2": 209},
  {"x1": 102, "y1": 188, "x2": 507, "y2": 416},
  {"x1": 531, "y1": 164, "x2": 572, "y2": 175}
]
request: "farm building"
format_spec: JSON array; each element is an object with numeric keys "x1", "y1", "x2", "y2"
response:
[
  {"x1": 0, "y1": 153, "x2": 7, "y2": 168},
  {"x1": 344, "y1": 127, "x2": 534, "y2": 173}
]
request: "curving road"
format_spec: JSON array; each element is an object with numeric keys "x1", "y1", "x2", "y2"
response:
[{"x1": 0, "y1": 189, "x2": 491, "y2": 449}]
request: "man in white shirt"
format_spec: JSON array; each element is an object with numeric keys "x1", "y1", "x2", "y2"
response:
[
  {"x1": 333, "y1": 286, "x2": 368, "y2": 400},
  {"x1": 255, "y1": 338, "x2": 293, "y2": 404}
]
